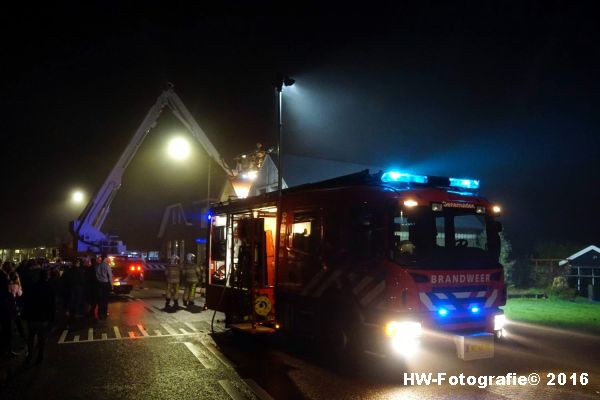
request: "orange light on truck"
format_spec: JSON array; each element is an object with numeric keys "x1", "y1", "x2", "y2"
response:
[{"x1": 492, "y1": 205, "x2": 501, "y2": 213}]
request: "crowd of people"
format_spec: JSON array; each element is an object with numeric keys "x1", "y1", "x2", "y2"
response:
[
  {"x1": 1, "y1": 251, "x2": 204, "y2": 366},
  {"x1": 0, "y1": 253, "x2": 114, "y2": 366}
]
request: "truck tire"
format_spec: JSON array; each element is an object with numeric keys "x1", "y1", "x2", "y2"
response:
[{"x1": 318, "y1": 298, "x2": 363, "y2": 371}]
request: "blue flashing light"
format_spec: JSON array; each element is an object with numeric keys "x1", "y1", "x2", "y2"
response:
[
  {"x1": 449, "y1": 177, "x2": 480, "y2": 190},
  {"x1": 438, "y1": 308, "x2": 448, "y2": 317},
  {"x1": 471, "y1": 306, "x2": 480, "y2": 314},
  {"x1": 381, "y1": 171, "x2": 428, "y2": 184},
  {"x1": 206, "y1": 213, "x2": 212, "y2": 221},
  {"x1": 195, "y1": 238, "x2": 207, "y2": 244}
]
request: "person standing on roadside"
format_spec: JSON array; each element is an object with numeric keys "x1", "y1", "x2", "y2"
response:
[
  {"x1": 181, "y1": 253, "x2": 201, "y2": 307},
  {"x1": 85, "y1": 256, "x2": 98, "y2": 317},
  {"x1": 23, "y1": 269, "x2": 56, "y2": 365},
  {"x1": 164, "y1": 256, "x2": 181, "y2": 310},
  {"x1": 94, "y1": 254, "x2": 112, "y2": 319},
  {"x1": 8, "y1": 269, "x2": 26, "y2": 339},
  {"x1": 65, "y1": 259, "x2": 86, "y2": 323},
  {"x1": 0, "y1": 262, "x2": 15, "y2": 357}
]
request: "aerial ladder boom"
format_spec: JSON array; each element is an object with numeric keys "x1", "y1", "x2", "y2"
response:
[{"x1": 70, "y1": 85, "x2": 233, "y2": 253}]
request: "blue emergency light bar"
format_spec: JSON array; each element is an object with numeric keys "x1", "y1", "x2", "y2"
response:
[
  {"x1": 381, "y1": 171, "x2": 428, "y2": 184},
  {"x1": 449, "y1": 177, "x2": 480, "y2": 190},
  {"x1": 381, "y1": 170, "x2": 480, "y2": 190}
]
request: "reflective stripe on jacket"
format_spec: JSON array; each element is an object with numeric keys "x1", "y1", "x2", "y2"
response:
[
  {"x1": 182, "y1": 264, "x2": 201, "y2": 284},
  {"x1": 165, "y1": 264, "x2": 181, "y2": 284}
]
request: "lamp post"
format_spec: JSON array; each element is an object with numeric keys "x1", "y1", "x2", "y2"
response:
[
  {"x1": 274, "y1": 75, "x2": 294, "y2": 289},
  {"x1": 276, "y1": 75, "x2": 295, "y2": 193}
]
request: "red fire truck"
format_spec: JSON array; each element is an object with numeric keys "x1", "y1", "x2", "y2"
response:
[{"x1": 205, "y1": 170, "x2": 506, "y2": 360}]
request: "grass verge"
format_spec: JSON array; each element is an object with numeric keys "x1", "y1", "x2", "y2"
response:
[{"x1": 502, "y1": 297, "x2": 600, "y2": 333}]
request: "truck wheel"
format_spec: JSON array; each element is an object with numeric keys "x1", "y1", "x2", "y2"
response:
[{"x1": 319, "y1": 302, "x2": 362, "y2": 370}]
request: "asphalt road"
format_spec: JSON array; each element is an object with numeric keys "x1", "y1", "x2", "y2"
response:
[{"x1": 1, "y1": 286, "x2": 599, "y2": 400}]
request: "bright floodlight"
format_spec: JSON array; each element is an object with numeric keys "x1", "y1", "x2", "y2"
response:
[
  {"x1": 167, "y1": 137, "x2": 191, "y2": 160},
  {"x1": 72, "y1": 190, "x2": 84, "y2": 204}
]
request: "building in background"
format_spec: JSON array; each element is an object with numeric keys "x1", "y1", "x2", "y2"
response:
[
  {"x1": 559, "y1": 245, "x2": 600, "y2": 296},
  {"x1": 157, "y1": 200, "x2": 213, "y2": 264},
  {"x1": 0, "y1": 246, "x2": 59, "y2": 263}
]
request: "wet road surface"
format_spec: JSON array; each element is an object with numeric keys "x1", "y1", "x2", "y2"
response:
[{"x1": 1, "y1": 286, "x2": 599, "y2": 399}]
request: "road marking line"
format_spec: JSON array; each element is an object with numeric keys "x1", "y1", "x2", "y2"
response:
[
  {"x1": 161, "y1": 323, "x2": 178, "y2": 335},
  {"x1": 180, "y1": 328, "x2": 189, "y2": 334},
  {"x1": 202, "y1": 340, "x2": 235, "y2": 369},
  {"x1": 184, "y1": 322, "x2": 198, "y2": 332},
  {"x1": 88, "y1": 328, "x2": 94, "y2": 341},
  {"x1": 58, "y1": 326, "x2": 201, "y2": 344},
  {"x1": 183, "y1": 342, "x2": 212, "y2": 368},
  {"x1": 243, "y1": 379, "x2": 274, "y2": 400},
  {"x1": 218, "y1": 380, "x2": 246, "y2": 400},
  {"x1": 137, "y1": 324, "x2": 150, "y2": 337}
]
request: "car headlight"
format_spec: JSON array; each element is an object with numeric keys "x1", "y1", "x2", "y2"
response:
[
  {"x1": 113, "y1": 280, "x2": 121, "y2": 286},
  {"x1": 494, "y1": 314, "x2": 506, "y2": 331}
]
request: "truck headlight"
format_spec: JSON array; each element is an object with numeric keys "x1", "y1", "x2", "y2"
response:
[
  {"x1": 385, "y1": 321, "x2": 422, "y2": 338},
  {"x1": 494, "y1": 314, "x2": 506, "y2": 331},
  {"x1": 385, "y1": 321, "x2": 422, "y2": 357}
]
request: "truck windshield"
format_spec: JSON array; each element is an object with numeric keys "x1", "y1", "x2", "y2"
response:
[{"x1": 391, "y1": 205, "x2": 501, "y2": 269}]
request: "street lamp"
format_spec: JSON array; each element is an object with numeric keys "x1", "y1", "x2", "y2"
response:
[
  {"x1": 71, "y1": 190, "x2": 84, "y2": 204},
  {"x1": 274, "y1": 74, "x2": 294, "y2": 290},
  {"x1": 167, "y1": 136, "x2": 191, "y2": 161},
  {"x1": 276, "y1": 75, "x2": 295, "y2": 192}
]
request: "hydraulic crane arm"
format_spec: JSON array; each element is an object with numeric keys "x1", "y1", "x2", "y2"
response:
[
  {"x1": 166, "y1": 89, "x2": 232, "y2": 175},
  {"x1": 71, "y1": 85, "x2": 232, "y2": 252}
]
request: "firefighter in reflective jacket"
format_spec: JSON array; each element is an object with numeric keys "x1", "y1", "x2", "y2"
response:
[
  {"x1": 182, "y1": 253, "x2": 201, "y2": 307},
  {"x1": 164, "y1": 256, "x2": 181, "y2": 309}
]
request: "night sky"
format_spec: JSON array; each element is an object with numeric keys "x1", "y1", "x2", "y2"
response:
[{"x1": 2, "y1": 4, "x2": 599, "y2": 256}]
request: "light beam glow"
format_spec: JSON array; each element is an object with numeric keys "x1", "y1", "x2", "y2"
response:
[
  {"x1": 167, "y1": 137, "x2": 191, "y2": 160},
  {"x1": 72, "y1": 190, "x2": 84, "y2": 204}
]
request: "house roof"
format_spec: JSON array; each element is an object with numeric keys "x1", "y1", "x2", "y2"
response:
[
  {"x1": 558, "y1": 245, "x2": 600, "y2": 266},
  {"x1": 157, "y1": 203, "x2": 191, "y2": 238},
  {"x1": 248, "y1": 154, "x2": 287, "y2": 196}
]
